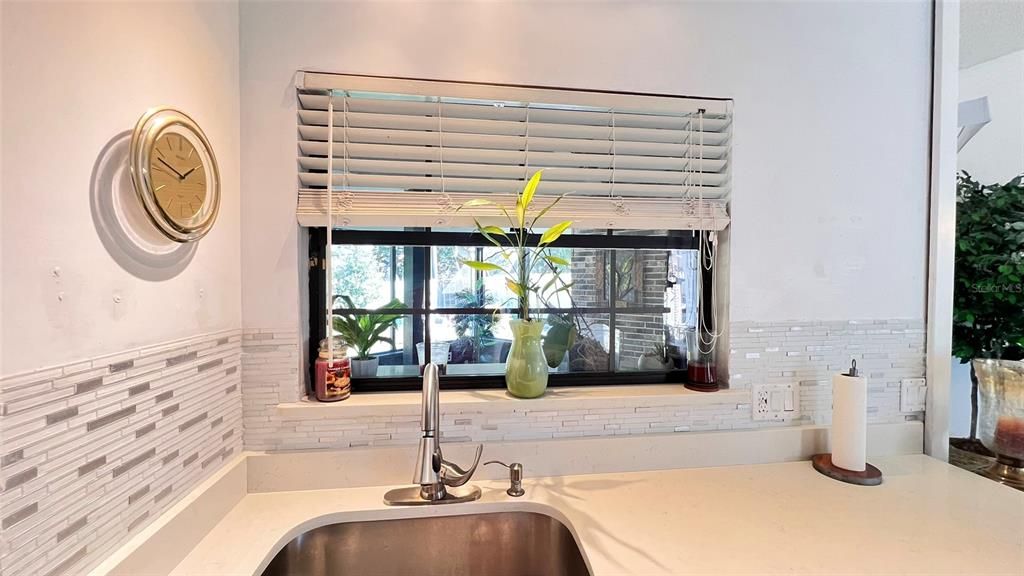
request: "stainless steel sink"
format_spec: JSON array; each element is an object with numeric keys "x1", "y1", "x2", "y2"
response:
[{"x1": 261, "y1": 511, "x2": 591, "y2": 576}]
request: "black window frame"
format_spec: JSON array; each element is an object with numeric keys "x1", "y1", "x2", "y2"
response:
[{"x1": 308, "y1": 227, "x2": 713, "y2": 392}]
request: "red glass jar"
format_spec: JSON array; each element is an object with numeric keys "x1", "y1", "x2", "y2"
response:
[
  {"x1": 315, "y1": 338, "x2": 351, "y2": 402},
  {"x1": 684, "y1": 327, "x2": 718, "y2": 392}
]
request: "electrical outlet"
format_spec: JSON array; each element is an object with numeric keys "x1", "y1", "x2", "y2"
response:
[
  {"x1": 753, "y1": 387, "x2": 771, "y2": 419},
  {"x1": 752, "y1": 383, "x2": 799, "y2": 421},
  {"x1": 900, "y1": 378, "x2": 927, "y2": 412}
]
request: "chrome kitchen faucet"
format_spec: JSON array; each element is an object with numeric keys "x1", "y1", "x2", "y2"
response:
[{"x1": 384, "y1": 363, "x2": 483, "y2": 505}]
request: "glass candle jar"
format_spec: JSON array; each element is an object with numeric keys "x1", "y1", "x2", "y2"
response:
[
  {"x1": 976, "y1": 359, "x2": 1024, "y2": 462},
  {"x1": 315, "y1": 337, "x2": 351, "y2": 402},
  {"x1": 975, "y1": 359, "x2": 1024, "y2": 489},
  {"x1": 685, "y1": 327, "x2": 717, "y2": 391}
]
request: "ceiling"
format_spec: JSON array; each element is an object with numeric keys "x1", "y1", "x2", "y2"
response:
[{"x1": 960, "y1": 0, "x2": 1024, "y2": 68}]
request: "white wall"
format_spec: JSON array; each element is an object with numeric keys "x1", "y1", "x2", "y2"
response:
[
  {"x1": 239, "y1": 1, "x2": 933, "y2": 335},
  {"x1": 958, "y1": 49, "x2": 1024, "y2": 184},
  {"x1": 0, "y1": 0, "x2": 5, "y2": 378},
  {"x1": 1, "y1": 1, "x2": 241, "y2": 375}
]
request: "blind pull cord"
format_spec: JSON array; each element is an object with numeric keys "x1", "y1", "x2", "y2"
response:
[{"x1": 325, "y1": 92, "x2": 335, "y2": 363}]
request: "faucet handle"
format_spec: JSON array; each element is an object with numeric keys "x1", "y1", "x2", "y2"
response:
[
  {"x1": 439, "y1": 444, "x2": 483, "y2": 488},
  {"x1": 484, "y1": 460, "x2": 525, "y2": 497},
  {"x1": 431, "y1": 447, "x2": 442, "y2": 474}
]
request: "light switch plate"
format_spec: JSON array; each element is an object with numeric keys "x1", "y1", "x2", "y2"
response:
[
  {"x1": 900, "y1": 378, "x2": 927, "y2": 412},
  {"x1": 752, "y1": 383, "x2": 800, "y2": 421}
]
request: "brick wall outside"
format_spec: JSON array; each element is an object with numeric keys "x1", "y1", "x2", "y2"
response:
[{"x1": 569, "y1": 247, "x2": 669, "y2": 369}]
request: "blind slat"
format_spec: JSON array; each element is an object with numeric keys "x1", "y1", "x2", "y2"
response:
[
  {"x1": 297, "y1": 190, "x2": 730, "y2": 231},
  {"x1": 299, "y1": 110, "x2": 729, "y2": 145},
  {"x1": 298, "y1": 173, "x2": 729, "y2": 198},
  {"x1": 298, "y1": 126, "x2": 729, "y2": 158},
  {"x1": 298, "y1": 94, "x2": 731, "y2": 131},
  {"x1": 298, "y1": 158, "x2": 728, "y2": 186},
  {"x1": 297, "y1": 144, "x2": 727, "y2": 171}
]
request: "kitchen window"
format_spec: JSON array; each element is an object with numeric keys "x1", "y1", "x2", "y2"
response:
[
  {"x1": 296, "y1": 72, "x2": 732, "y2": 392},
  {"x1": 308, "y1": 228, "x2": 713, "y2": 391}
]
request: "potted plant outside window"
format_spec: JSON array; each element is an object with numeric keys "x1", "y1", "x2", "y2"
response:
[
  {"x1": 459, "y1": 170, "x2": 573, "y2": 398},
  {"x1": 638, "y1": 344, "x2": 673, "y2": 372},
  {"x1": 332, "y1": 296, "x2": 405, "y2": 378},
  {"x1": 451, "y1": 284, "x2": 502, "y2": 364}
]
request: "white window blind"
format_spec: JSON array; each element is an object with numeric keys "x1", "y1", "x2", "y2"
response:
[{"x1": 296, "y1": 72, "x2": 731, "y2": 231}]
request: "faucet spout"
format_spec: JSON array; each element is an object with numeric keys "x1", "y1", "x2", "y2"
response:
[{"x1": 421, "y1": 363, "x2": 440, "y2": 436}]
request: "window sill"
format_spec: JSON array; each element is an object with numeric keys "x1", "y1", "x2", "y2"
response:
[{"x1": 276, "y1": 384, "x2": 748, "y2": 420}]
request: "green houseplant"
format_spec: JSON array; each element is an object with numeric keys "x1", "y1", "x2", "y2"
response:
[
  {"x1": 451, "y1": 283, "x2": 501, "y2": 363},
  {"x1": 332, "y1": 295, "x2": 404, "y2": 378},
  {"x1": 459, "y1": 170, "x2": 573, "y2": 397},
  {"x1": 952, "y1": 171, "x2": 1024, "y2": 447}
]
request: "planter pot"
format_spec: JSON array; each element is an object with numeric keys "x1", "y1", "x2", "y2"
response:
[
  {"x1": 542, "y1": 316, "x2": 577, "y2": 368},
  {"x1": 351, "y1": 357, "x2": 379, "y2": 379},
  {"x1": 974, "y1": 358, "x2": 1024, "y2": 489},
  {"x1": 637, "y1": 354, "x2": 672, "y2": 372},
  {"x1": 416, "y1": 341, "x2": 451, "y2": 367},
  {"x1": 506, "y1": 319, "x2": 548, "y2": 398}
]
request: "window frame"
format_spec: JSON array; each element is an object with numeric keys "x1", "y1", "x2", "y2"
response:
[{"x1": 308, "y1": 228, "x2": 712, "y2": 392}]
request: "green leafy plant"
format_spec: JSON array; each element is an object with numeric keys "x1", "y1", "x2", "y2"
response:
[
  {"x1": 450, "y1": 284, "x2": 501, "y2": 364},
  {"x1": 458, "y1": 170, "x2": 574, "y2": 322},
  {"x1": 332, "y1": 296, "x2": 405, "y2": 360},
  {"x1": 952, "y1": 171, "x2": 1024, "y2": 438},
  {"x1": 452, "y1": 283, "x2": 497, "y2": 341}
]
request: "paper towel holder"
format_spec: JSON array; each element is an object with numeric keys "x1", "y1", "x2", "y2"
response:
[
  {"x1": 846, "y1": 359, "x2": 859, "y2": 377},
  {"x1": 812, "y1": 360, "x2": 883, "y2": 486},
  {"x1": 812, "y1": 454, "x2": 882, "y2": 486}
]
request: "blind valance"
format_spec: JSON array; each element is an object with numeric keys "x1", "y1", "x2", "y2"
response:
[{"x1": 296, "y1": 72, "x2": 732, "y2": 231}]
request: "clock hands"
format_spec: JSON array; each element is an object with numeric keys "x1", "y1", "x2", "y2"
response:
[
  {"x1": 157, "y1": 157, "x2": 202, "y2": 183},
  {"x1": 157, "y1": 158, "x2": 185, "y2": 179}
]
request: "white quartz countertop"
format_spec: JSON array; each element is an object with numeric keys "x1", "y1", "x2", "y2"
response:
[{"x1": 172, "y1": 454, "x2": 1023, "y2": 576}]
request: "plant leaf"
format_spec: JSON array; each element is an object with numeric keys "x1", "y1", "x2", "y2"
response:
[
  {"x1": 551, "y1": 282, "x2": 575, "y2": 295},
  {"x1": 544, "y1": 254, "x2": 569, "y2": 266},
  {"x1": 540, "y1": 275, "x2": 558, "y2": 296},
  {"x1": 521, "y1": 170, "x2": 544, "y2": 211},
  {"x1": 479, "y1": 225, "x2": 509, "y2": 238},
  {"x1": 539, "y1": 221, "x2": 573, "y2": 245},
  {"x1": 506, "y1": 279, "x2": 525, "y2": 297},
  {"x1": 457, "y1": 198, "x2": 496, "y2": 212},
  {"x1": 474, "y1": 220, "x2": 509, "y2": 248},
  {"x1": 461, "y1": 259, "x2": 504, "y2": 272},
  {"x1": 531, "y1": 193, "x2": 567, "y2": 228}
]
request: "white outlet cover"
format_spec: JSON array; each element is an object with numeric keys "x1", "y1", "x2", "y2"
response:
[
  {"x1": 900, "y1": 378, "x2": 927, "y2": 412},
  {"x1": 752, "y1": 383, "x2": 799, "y2": 421}
]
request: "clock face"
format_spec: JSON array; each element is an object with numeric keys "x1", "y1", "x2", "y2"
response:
[
  {"x1": 149, "y1": 131, "x2": 208, "y2": 222},
  {"x1": 129, "y1": 107, "x2": 220, "y2": 243}
]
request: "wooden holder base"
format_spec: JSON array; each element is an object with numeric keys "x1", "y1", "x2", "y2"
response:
[{"x1": 812, "y1": 453, "x2": 883, "y2": 486}]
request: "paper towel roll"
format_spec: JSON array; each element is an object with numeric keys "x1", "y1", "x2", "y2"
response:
[{"x1": 832, "y1": 371, "x2": 867, "y2": 472}]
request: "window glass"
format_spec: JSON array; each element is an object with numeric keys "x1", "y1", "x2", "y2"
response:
[
  {"x1": 319, "y1": 230, "x2": 702, "y2": 387},
  {"x1": 330, "y1": 245, "x2": 403, "y2": 309}
]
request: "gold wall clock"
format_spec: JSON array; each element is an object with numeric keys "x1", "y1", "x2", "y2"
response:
[{"x1": 129, "y1": 107, "x2": 220, "y2": 242}]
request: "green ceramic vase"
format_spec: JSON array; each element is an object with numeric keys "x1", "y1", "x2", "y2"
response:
[{"x1": 506, "y1": 319, "x2": 549, "y2": 398}]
